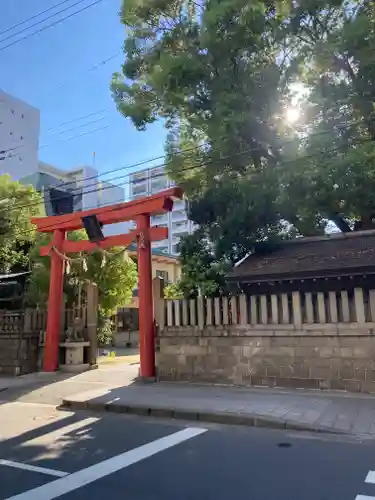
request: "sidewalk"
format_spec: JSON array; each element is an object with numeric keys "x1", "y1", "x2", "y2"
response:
[
  {"x1": 0, "y1": 362, "x2": 139, "y2": 406},
  {"x1": 0, "y1": 348, "x2": 140, "y2": 404},
  {"x1": 62, "y1": 376, "x2": 375, "y2": 438},
  {"x1": 3, "y1": 358, "x2": 375, "y2": 438}
]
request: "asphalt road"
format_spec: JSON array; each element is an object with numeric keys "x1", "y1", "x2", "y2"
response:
[{"x1": 1, "y1": 403, "x2": 375, "y2": 499}]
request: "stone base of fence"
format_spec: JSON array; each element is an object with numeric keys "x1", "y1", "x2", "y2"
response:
[
  {"x1": 113, "y1": 330, "x2": 140, "y2": 348},
  {"x1": 0, "y1": 332, "x2": 40, "y2": 376},
  {"x1": 156, "y1": 323, "x2": 375, "y2": 393}
]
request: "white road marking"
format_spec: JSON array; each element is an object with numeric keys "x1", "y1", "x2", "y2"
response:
[
  {"x1": 355, "y1": 496, "x2": 375, "y2": 499},
  {"x1": 4, "y1": 426, "x2": 207, "y2": 500},
  {"x1": 366, "y1": 471, "x2": 375, "y2": 484},
  {"x1": 0, "y1": 460, "x2": 68, "y2": 477}
]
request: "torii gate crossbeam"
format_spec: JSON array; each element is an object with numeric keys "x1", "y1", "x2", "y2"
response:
[{"x1": 31, "y1": 187, "x2": 183, "y2": 378}]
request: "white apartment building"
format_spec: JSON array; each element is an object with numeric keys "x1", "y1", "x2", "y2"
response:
[
  {"x1": 0, "y1": 90, "x2": 40, "y2": 179},
  {"x1": 129, "y1": 165, "x2": 194, "y2": 255},
  {"x1": 0, "y1": 91, "x2": 126, "y2": 236}
]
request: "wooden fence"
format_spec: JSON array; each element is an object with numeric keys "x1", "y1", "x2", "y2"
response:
[
  {"x1": 158, "y1": 288, "x2": 375, "y2": 329},
  {"x1": 0, "y1": 307, "x2": 89, "y2": 345},
  {"x1": 0, "y1": 306, "x2": 138, "y2": 346}
]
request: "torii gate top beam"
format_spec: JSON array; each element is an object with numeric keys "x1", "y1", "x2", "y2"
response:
[{"x1": 32, "y1": 187, "x2": 183, "y2": 233}]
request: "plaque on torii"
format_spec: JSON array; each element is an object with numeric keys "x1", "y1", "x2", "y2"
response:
[{"x1": 31, "y1": 187, "x2": 183, "y2": 378}]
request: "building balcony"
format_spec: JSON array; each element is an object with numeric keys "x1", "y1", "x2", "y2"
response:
[
  {"x1": 152, "y1": 239, "x2": 169, "y2": 249},
  {"x1": 172, "y1": 209, "x2": 187, "y2": 221},
  {"x1": 151, "y1": 213, "x2": 168, "y2": 225},
  {"x1": 173, "y1": 200, "x2": 186, "y2": 211},
  {"x1": 172, "y1": 221, "x2": 188, "y2": 232},
  {"x1": 132, "y1": 186, "x2": 148, "y2": 197},
  {"x1": 151, "y1": 179, "x2": 168, "y2": 193}
]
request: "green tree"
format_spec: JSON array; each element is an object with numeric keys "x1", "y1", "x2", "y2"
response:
[
  {"x1": 278, "y1": 0, "x2": 375, "y2": 232},
  {"x1": 177, "y1": 229, "x2": 231, "y2": 297},
  {"x1": 0, "y1": 174, "x2": 44, "y2": 273},
  {"x1": 163, "y1": 281, "x2": 183, "y2": 299},
  {"x1": 112, "y1": 0, "x2": 375, "y2": 273},
  {"x1": 27, "y1": 231, "x2": 138, "y2": 315},
  {"x1": 112, "y1": 0, "x2": 290, "y2": 262}
]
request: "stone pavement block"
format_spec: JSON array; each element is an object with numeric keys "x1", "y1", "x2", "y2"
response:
[
  {"x1": 61, "y1": 380, "x2": 375, "y2": 438},
  {"x1": 8, "y1": 358, "x2": 373, "y2": 439},
  {"x1": 351, "y1": 405, "x2": 375, "y2": 435}
]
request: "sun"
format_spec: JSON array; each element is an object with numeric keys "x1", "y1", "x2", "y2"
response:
[{"x1": 285, "y1": 107, "x2": 300, "y2": 124}]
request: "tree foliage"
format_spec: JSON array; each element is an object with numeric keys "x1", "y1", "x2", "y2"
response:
[
  {"x1": 27, "y1": 231, "x2": 138, "y2": 315},
  {"x1": 0, "y1": 175, "x2": 44, "y2": 273},
  {"x1": 112, "y1": 0, "x2": 375, "y2": 291},
  {"x1": 177, "y1": 229, "x2": 231, "y2": 297},
  {"x1": 163, "y1": 281, "x2": 183, "y2": 299}
]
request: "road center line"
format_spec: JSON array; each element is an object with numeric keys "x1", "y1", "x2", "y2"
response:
[
  {"x1": 0, "y1": 460, "x2": 68, "y2": 477},
  {"x1": 4, "y1": 426, "x2": 207, "y2": 500}
]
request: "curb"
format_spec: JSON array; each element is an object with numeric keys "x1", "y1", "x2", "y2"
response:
[{"x1": 61, "y1": 398, "x2": 344, "y2": 435}]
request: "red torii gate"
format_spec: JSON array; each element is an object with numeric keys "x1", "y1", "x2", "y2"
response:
[{"x1": 31, "y1": 187, "x2": 183, "y2": 377}]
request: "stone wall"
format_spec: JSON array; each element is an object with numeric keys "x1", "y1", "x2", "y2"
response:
[
  {"x1": 113, "y1": 330, "x2": 140, "y2": 348},
  {"x1": 156, "y1": 324, "x2": 375, "y2": 392},
  {"x1": 0, "y1": 332, "x2": 40, "y2": 376}
]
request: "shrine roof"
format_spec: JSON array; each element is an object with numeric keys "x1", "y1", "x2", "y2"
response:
[{"x1": 226, "y1": 230, "x2": 375, "y2": 283}]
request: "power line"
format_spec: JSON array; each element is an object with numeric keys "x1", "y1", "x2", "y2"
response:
[
  {"x1": 47, "y1": 109, "x2": 107, "y2": 131},
  {"x1": 0, "y1": 0, "x2": 74, "y2": 38},
  {"x1": 1, "y1": 112, "x2": 372, "y2": 226},
  {"x1": 40, "y1": 124, "x2": 109, "y2": 150},
  {"x1": 0, "y1": 109, "x2": 109, "y2": 157},
  {"x1": 46, "y1": 50, "x2": 122, "y2": 96},
  {"x1": 0, "y1": 0, "x2": 105, "y2": 54},
  {"x1": 5, "y1": 133, "x2": 374, "y2": 243},
  {"x1": 45, "y1": 117, "x2": 106, "y2": 139},
  {"x1": 0, "y1": 123, "x2": 109, "y2": 162},
  {"x1": 0, "y1": 114, "x2": 372, "y2": 216},
  {"x1": 0, "y1": 0, "x2": 91, "y2": 45},
  {"x1": 2, "y1": 131, "x2": 374, "y2": 227}
]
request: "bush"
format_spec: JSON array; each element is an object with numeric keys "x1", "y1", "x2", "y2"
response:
[{"x1": 97, "y1": 315, "x2": 115, "y2": 346}]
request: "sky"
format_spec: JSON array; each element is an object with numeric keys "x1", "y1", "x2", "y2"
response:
[{"x1": 0, "y1": 0, "x2": 166, "y2": 192}]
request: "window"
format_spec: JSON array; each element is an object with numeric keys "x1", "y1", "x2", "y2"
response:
[
  {"x1": 20, "y1": 136, "x2": 23, "y2": 140},
  {"x1": 151, "y1": 213, "x2": 167, "y2": 224},
  {"x1": 132, "y1": 183, "x2": 147, "y2": 197},
  {"x1": 152, "y1": 239, "x2": 168, "y2": 249},
  {"x1": 11, "y1": 109, "x2": 14, "y2": 114},
  {"x1": 151, "y1": 176, "x2": 167, "y2": 192},
  {"x1": 156, "y1": 270, "x2": 169, "y2": 282},
  {"x1": 21, "y1": 113, "x2": 24, "y2": 119},
  {"x1": 9, "y1": 131, "x2": 13, "y2": 135}
]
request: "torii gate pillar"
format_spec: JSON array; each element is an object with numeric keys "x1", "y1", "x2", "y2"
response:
[{"x1": 136, "y1": 214, "x2": 154, "y2": 378}]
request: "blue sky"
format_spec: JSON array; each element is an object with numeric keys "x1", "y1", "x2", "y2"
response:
[{"x1": 0, "y1": 0, "x2": 166, "y2": 190}]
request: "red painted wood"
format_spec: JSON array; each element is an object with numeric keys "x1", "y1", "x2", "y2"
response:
[
  {"x1": 39, "y1": 227, "x2": 169, "y2": 256},
  {"x1": 35, "y1": 187, "x2": 183, "y2": 377},
  {"x1": 137, "y1": 214, "x2": 155, "y2": 378},
  {"x1": 32, "y1": 187, "x2": 182, "y2": 232}
]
